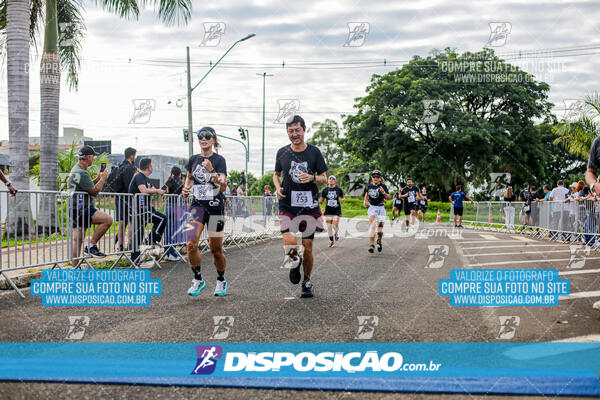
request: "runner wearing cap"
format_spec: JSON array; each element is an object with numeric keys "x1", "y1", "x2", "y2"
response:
[
  {"x1": 319, "y1": 175, "x2": 345, "y2": 247},
  {"x1": 449, "y1": 185, "x2": 475, "y2": 228},
  {"x1": 363, "y1": 170, "x2": 390, "y2": 253},
  {"x1": 182, "y1": 127, "x2": 229, "y2": 297},
  {"x1": 67, "y1": 145, "x2": 113, "y2": 267},
  {"x1": 274, "y1": 115, "x2": 328, "y2": 298}
]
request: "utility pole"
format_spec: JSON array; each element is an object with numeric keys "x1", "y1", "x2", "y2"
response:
[
  {"x1": 186, "y1": 46, "x2": 193, "y2": 158},
  {"x1": 256, "y1": 72, "x2": 272, "y2": 176}
]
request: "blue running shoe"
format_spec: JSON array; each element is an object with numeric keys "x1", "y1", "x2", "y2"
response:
[{"x1": 187, "y1": 279, "x2": 206, "y2": 296}]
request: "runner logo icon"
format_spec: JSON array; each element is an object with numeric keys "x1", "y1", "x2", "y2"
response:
[{"x1": 191, "y1": 345, "x2": 223, "y2": 375}]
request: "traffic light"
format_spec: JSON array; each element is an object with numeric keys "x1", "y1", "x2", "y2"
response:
[
  {"x1": 183, "y1": 128, "x2": 189, "y2": 142},
  {"x1": 240, "y1": 171, "x2": 246, "y2": 185},
  {"x1": 238, "y1": 127, "x2": 246, "y2": 140}
]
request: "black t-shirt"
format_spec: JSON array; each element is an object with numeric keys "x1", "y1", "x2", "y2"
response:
[
  {"x1": 393, "y1": 191, "x2": 403, "y2": 205},
  {"x1": 186, "y1": 153, "x2": 227, "y2": 209},
  {"x1": 401, "y1": 186, "x2": 420, "y2": 204},
  {"x1": 166, "y1": 176, "x2": 183, "y2": 195},
  {"x1": 119, "y1": 160, "x2": 137, "y2": 194},
  {"x1": 129, "y1": 172, "x2": 153, "y2": 209},
  {"x1": 419, "y1": 192, "x2": 429, "y2": 206},
  {"x1": 519, "y1": 189, "x2": 532, "y2": 204},
  {"x1": 321, "y1": 186, "x2": 344, "y2": 210},
  {"x1": 275, "y1": 144, "x2": 327, "y2": 213},
  {"x1": 129, "y1": 172, "x2": 152, "y2": 195},
  {"x1": 588, "y1": 136, "x2": 600, "y2": 171},
  {"x1": 366, "y1": 184, "x2": 389, "y2": 206}
]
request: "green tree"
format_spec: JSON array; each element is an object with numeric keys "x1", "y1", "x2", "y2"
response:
[
  {"x1": 341, "y1": 48, "x2": 554, "y2": 200},
  {"x1": 307, "y1": 119, "x2": 344, "y2": 168},
  {"x1": 553, "y1": 93, "x2": 600, "y2": 158},
  {"x1": 248, "y1": 172, "x2": 274, "y2": 196},
  {"x1": 228, "y1": 170, "x2": 256, "y2": 192}
]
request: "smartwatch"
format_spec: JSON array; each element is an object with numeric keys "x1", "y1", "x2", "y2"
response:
[{"x1": 5, "y1": 181, "x2": 12, "y2": 187}]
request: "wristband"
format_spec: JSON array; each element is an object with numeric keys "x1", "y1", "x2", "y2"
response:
[{"x1": 5, "y1": 181, "x2": 11, "y2": 187}]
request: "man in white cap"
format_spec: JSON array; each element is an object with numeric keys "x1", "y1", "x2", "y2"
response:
[{"x1": 319, "y1": 175, "x2": 345, "y2": 247}]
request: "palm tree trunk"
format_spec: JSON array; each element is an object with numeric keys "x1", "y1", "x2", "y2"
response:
[
  {"x1": 39, "y1": 0, "x2": 61, "y2": 234},
  {"x1": 6, "y1": 0, "x2": 31, "y2": 236}
]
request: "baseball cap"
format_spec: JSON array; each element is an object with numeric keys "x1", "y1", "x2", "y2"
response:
[
  {"x1": 371, "y1": 170, "x2": 382, "y2": 177},
  {"x1": 78, "y1": 145, "x2": 98, "y2": 157},
  {"x1": 328, "y1": 175, "x2": 336, "y2": 180}
]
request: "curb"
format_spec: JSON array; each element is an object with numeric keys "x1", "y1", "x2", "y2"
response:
[{"x1": 0, "y1": 271, "x2": 42, "y2": 290}]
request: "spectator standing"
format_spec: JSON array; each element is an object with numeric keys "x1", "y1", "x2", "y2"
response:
[
  {"x1": 501, "y1": 186, "x2": 516, "y2": 230},
  {"x1": 518, "y1": 182, "x2": 532, "y2": 226},
  {"x1": 549, "y1": 180, "x2": 570, "y2": 238},
  {"x1": 109, "y1": 147, "x2": 137, "y2": 252}
]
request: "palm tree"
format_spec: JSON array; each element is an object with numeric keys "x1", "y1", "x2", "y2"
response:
[
  {"x1": 4, "y1": 0, "x2": 33, "y2": 236},
  {"x1": 553, "y1": 93, "x2": 600, "y2": 158}
]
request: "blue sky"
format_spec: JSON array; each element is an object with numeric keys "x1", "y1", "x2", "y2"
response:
[{"x1": 1, "y1": 0, "x2": 599, "y2": 174}]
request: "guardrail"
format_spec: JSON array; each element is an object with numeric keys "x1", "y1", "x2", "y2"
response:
[
  {"x1": 0, "y1": 190, "x2": 280, "y2": 298},
  {"x1": 450, "y1": 200, "x2": 600, "y2": 247}
]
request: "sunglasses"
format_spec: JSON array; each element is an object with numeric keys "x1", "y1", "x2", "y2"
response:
[{"x1": 197, "y1": 131, "x2": 215, "y2": 140}]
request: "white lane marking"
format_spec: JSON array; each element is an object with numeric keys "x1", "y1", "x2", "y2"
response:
[
  {"x1": 284, "y1": 297, "x2": 296, "y2": 300},
  {"x1": 553, "y1": 335, "x2": 600, "y2": 342},
  {"x1": 560, "y1": 268, "x2": 600, "y2": 276},
  {"x1": 511, "y1": 236, "x2": 536, "y2": 242},
  {"x1": 467, "y1": 257, "x2": 600, "y2": 267},
  {"x1": 479, "y1": 234, "x2": 498, "y2": 240},
  {"x1": 560, "y1": 290, "x2": 600, "y2": 300},
  {"x1": 464, "y1": 249, "x2": 570, "y2": 257},
  {"x1": 462, "y1": 244, "x2": 566, "y2": 250},
  {"x1": 458, "y1": 240, "x2": 535, "y2": 244}
]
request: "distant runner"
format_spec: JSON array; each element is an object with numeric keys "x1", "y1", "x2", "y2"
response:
[
  {"x1": 391, "y1": 186, "x2": 403, "y2": 223},
  {"x1": 319, "y1": 175, "x2": 345, "y2": 247},
  {"x1": 449, "y1": 185, "x2": 474, "y2": 228},
  {"x1": 400, "y1": 178, "x2": 422, "y2": 232},
  {"x1": 418, "y1": 185, "x2": 430, "y2": 223},
  {"x1": 363, "y1": 170, "x2": 390, "y2": 253}
]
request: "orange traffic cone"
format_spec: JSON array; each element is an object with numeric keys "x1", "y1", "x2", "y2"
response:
[
  {"x1": 436, "y1": 209, "x2": 441, "y2": 223},
  {"x1": 488, "y1": 208, "x2": 493, "y2": 223}
]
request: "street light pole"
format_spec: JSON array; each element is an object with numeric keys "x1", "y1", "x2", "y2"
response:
[
  {"x1": 186, "y1": 33, "x2": 256, "y2": 159},
  {"x1": 256, "y1": 72, "x2": 272, "y2": 176}
]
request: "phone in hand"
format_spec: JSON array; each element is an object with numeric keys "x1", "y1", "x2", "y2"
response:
[
  {"x1": 161, "y1": 184, "x2": 168, "y2": 191},
  {"x1": 100, "y1": 163, "x2": 107, "y2": 172}
]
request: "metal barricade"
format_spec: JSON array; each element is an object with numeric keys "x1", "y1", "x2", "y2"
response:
[
  {"x1": 456, "y1": 199, "x2": 600, "y2": 246},
  {"x1": 1, "y1": 189, "x2": 282, "y2": 298}
]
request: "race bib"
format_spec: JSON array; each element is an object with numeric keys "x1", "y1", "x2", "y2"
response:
[
  {"x1": 193, "y1": 184, "x2": 215, "y2": 201},
  {"x1": 291, "y1": 191, "x2": 312, "y2": 207},
  {"x1": 327, "y1": 199, "x2": 339, "y2": 207},
  {"x1": 408, "y1": 193, "x2": 415, "y2": 203}
]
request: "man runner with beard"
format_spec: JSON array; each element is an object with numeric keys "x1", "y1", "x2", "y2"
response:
[{"x1": 274, "y1": 115, "x2": 328, "y2": 298}]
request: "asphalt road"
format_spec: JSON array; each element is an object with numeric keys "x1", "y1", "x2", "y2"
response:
[{"x1": 1, "y1": 222, "x2": 600, "y2": 399}]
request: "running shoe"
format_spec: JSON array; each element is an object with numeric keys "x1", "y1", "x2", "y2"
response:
[
  {"x1": 391, "y1": 216, "x2": 396, "y2": 221},
  {"x1": 164, "y1": 254, "x2": 179, "y2": 261},
  {"x1": 301, "y1": 278, "x2": 314, "y2": 298},
  {"x1": 335, "y1": 233, "x2": 339, "y2": 241},
  {"x1": 329, "y1": 240, "x2": 334, "y2": 248},
  {"x1": 593, "y1": 300, "x2": 600, "y2": 311},
  {"x1": 458, "y1": 225, "x2": 464, "y2": 228},
  {"x1": 368, "y1": 244, "x2": 375, "y2": 253},
  {"x1": 288, "y1": 254, "x2": 303, "y2": 285},
  {"x1": 214, "y1": 280, "x2": 228, "y2": 296},
  {"x1": 377, "y1": 241, "x2": 382, "y2": 252},
  {"x1": 187, "y1": 279, "x2": 206, "y2": 296},
  {"x1": 83, "y1": 244, "x2": 105, "y2": 258}
]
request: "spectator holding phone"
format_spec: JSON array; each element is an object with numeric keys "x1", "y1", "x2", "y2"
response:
[
  {"x1": 0, "y1": 169, "x2": 17, "y2": 196},
  {"x1": 67, "y1": 145, "x2": 113, "y2": 267}
]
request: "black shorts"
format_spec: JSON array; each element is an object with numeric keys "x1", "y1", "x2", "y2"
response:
[
  {"x1": 72, "y1": 206, "x2": 97, "y2": 229},
  {"x1": 419, "y1": 204, "x2": 428, "y2": 213},
  {"x1": 115, "y1": 197, "x2": 130, "y2": 221},
  {"x1": 453, "y1": 206, "x2": 463, "y2": 216},
  {"x1": 324, "y1": 207, "x2": 342, "y2": 217},
  {"x1": 189, "y1": 204, "x2": 225, "y2": 235},
  {"x1": 393, "y1": 201, "x2": 403, "y2": 210},
  {"x1": 279, "y1": 209, "x2": 324, "y2": 240},
  {"x1": 404, "y1": 202, "x2": 417, "y2": 215}
]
